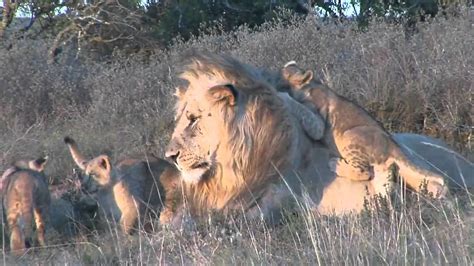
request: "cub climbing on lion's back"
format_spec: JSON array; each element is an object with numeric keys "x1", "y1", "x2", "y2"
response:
[{"x1": 281, "y1": 62, "x2": 447, "y2": 198}]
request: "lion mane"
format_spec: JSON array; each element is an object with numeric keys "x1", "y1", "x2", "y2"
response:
[{"x1": 165, "y1": 51, "x2": 329, "y2": 223}]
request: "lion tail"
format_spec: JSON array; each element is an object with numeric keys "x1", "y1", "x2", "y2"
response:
[
  {"x1": 64, "y1": 136, "x2": 88, "y2": 170},
  {"x1": 388, "y1": 147, "x2": 447, "y2": 198}
]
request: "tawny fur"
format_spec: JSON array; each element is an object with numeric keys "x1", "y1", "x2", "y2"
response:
[
  {"x1": 281, "y1": 62, "x2": 447, "y2": 198},
  {"x1": 1, "y1": 157, "x2": 50, "y2": 256},
  {"x1": 63, "y1": 137, "x2": 180, "y2": 233}
]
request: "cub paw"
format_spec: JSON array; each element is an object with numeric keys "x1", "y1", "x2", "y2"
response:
[{"x1": 427, "y1": 181, "x2": 448, "y2": 199}]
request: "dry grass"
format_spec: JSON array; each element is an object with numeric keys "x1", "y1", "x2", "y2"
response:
[
  {"x1": 0, "y1": 11, "x2": 473, "y2": 264},
  {"x1": 1, "y1": 194, "x2": 473, "y2": 264}
]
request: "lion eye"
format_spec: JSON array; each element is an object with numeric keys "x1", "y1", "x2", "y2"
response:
[{"x1": 188, "y1": 115, "x2": 200, "y2": 127}]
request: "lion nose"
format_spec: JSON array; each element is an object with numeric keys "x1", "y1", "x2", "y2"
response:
[{"x1": 165, "y1": 149, "x2": 180, "y2": 165}]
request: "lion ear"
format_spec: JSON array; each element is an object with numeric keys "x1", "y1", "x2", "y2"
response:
[
  {"x1": 300, "y1": 70, "x2": 314, "y2": 85},
  {"x1": 289, "y1": 70, "x2": 313, "y2": 86},
  {"x1": 283, "y1": 64, "x2": 313, "y2": 87},
  {"x1": 207, "y1": 84, "x2": 238, "y2": 106},
  {"x1": 29, "y1": 156, "x2": 48, "y2": 172},
  {"x1": 97, "y1": 155, "x2": 111, "y2": 172}
]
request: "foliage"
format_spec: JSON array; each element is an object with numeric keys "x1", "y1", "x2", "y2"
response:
[
  {"x1": 1, "y1": 0, "x2": 470, "y2": 60},
  {"x1": 145, "y1": 0, "x2": 307, "y2": 43}
]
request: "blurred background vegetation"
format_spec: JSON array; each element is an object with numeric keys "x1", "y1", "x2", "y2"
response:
[{"x1": 1, "y1": 0, "x2": 471, "y2": 60}]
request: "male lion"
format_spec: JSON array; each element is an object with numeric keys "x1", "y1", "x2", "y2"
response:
[
  {"x1": 164, "y1": 52, "x2": 474, "y2": 224},
  {"x1": 1, "y1": 156, "x2": 50, "y2": 256},
  {"x1": 64, "y1": 137, "x2": 180, "y2": 233},
  {"x1": 280, "y1": 62, "x2": 447, "y2": 198}
]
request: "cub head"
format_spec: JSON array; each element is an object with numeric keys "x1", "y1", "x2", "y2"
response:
[
  {"x1": 14, "y1": 156, "x2": 49, "y2": 172},
  {"x1": 64, "y1": 137, "x2": 113, "y2": 191},
  {"x1": 82, "y1": 155, "x2": 113, "y2": 187},
  {"x1": 281, "y1": 61, "x2": 314, "y2": 90},
  {"x1": 0, "y1": 156, "x2": 48, "y2": 191},
  {"x1": 165, "y1": 84, "x2": 237, "y2": 184}
]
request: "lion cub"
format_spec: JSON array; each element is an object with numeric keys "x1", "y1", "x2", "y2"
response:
[
  {"x1": 64, "y1": 137, "x2": 181, "y2": 234},
  {"x1": 1, "y1": 156, "x2": 51, "y2": 256},
  {"x1": 281, "y1": 62, "x2": 447, "y2": 198}
]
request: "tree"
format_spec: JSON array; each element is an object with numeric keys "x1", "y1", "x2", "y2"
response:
[
  {"x1": 49, "y1": 0, "x2": 155, "y2": 62},
  {"x1": 144, "y1": 0, "x2": 309, "y2": 43},
  {"x1": 357, "y1": 0, "x2": 439, "y2": 25},
  {"x1": 2, "y1": 0, "x2": 470, "y2": 60},
  {"x1": 1, "y1": 0, "x2": 19, "y2": 38}
]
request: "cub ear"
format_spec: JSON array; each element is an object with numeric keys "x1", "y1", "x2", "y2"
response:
[
  {"x1": 299, "y1": 70, "x2": 314, "y2": 85},
  {"x1": 29, "y1": 156, "x2": 49, "y2": 172},
  {"x1": 207, "y1": 84, "x2": 238, "y2": 106},
  {"x1": 97, "y1": 155, "x2": 111, "y2": 172},
  {"x1": 289, "y1": 70, "x2": 313, "y2": 86}
]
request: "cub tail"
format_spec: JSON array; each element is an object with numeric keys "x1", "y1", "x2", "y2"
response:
[{"x1": 64, "y1": 137, "x2": 88, "y2": 170}]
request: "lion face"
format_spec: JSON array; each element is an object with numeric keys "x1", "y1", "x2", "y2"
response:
[
  {"x1": 83, "y1": 155, "x2": 113, "y2": 188},
  {"x1": 165, "y1": 84, "x2": 237, "y2": 184}
]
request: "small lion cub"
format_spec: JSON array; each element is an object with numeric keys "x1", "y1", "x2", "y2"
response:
[
  {"x1": 64, "y1": 137, "x2": 181, "y2": 234},
  {"x1": 281, "y1": 62, "x2": 446, "y2": 198},
  {"x1": 1, "y1": 156, "x2": 51, "y2": 256}
]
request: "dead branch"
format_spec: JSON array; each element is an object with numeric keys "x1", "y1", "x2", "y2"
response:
[{"x1": 48, "y1": 0, "x2": 152, "y2": 63}]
